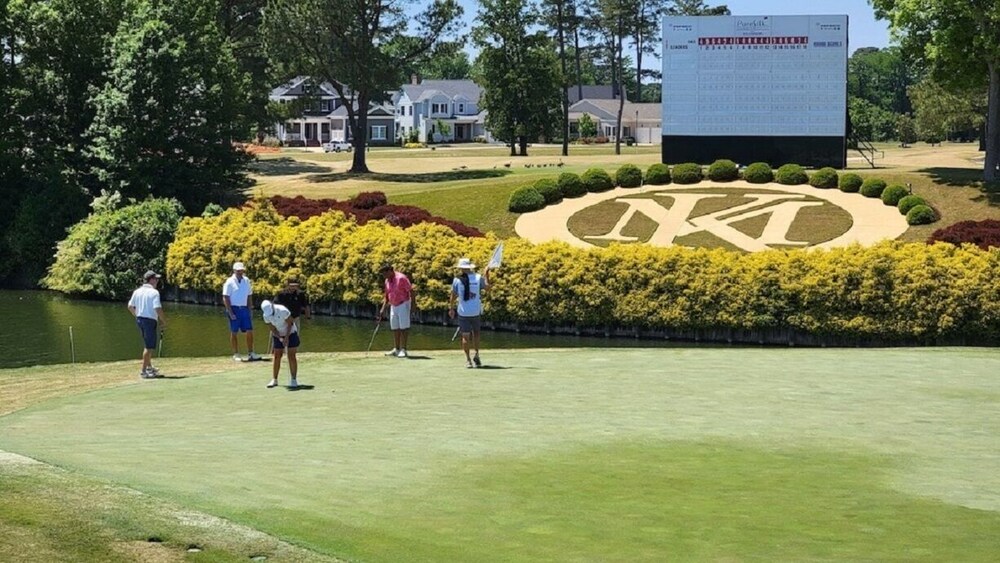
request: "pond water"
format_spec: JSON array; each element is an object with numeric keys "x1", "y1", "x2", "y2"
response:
[{"x1": 0, "y1": 290, "x2": 678, "y2": 369}]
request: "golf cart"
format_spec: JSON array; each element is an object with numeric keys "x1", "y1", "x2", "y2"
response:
[{"x1": 323, "y1": 141, "x2": 353, "y2": 153}]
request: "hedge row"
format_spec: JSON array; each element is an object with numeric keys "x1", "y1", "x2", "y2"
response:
[
  {"x1": 167, "y1": 200, "x2": 1000, "y2": 343},
  {"x1": 508, "y1": 162, "x2": 936, "y2": 226}
]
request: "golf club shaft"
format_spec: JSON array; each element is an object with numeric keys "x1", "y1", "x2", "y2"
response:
[
  {"x1": 451, "y1": 326, "x2": 461, "y2": 342},
  {"x1": 366, "y1": 322, "x2": 381, "y2": 353}
]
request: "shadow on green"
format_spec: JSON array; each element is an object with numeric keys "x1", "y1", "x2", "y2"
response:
[
  {"x1": 305, "y1": 169, "x2": 512, "y2": 184},
  {"x1": 250, "y1": 157, "x2": 333, "y2": 176},
  {"x1": 247, "y1": 441, "x2": 1000, "y2": 562}
]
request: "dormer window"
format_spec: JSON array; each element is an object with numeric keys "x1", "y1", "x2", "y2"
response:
[
  {"x1": 458, "y1": 103, "x2": 465, "y2": 114},
  {"x1": 321, "y1": 100, "x2": 331, "y2": 112}
]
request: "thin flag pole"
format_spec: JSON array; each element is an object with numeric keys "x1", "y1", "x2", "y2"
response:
[{"x1": 69, "y1": 326, "x2": 76, "y2": 364}]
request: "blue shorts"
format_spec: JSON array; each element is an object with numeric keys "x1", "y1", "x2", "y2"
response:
[
  {"x1": 136, "y1": 317, "x2": 158, "y2": 350},
  {"x1": 272, "y1": 332, "x2": 300, "y2": 350},
  {"x1": 228, "y1": 306, "x2": 253, "y2": 333},
  {"x1": 458, "y1": 315, "x2": 482, "y2": 334}
]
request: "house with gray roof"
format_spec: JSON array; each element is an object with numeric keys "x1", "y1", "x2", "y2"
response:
[
  {"x1": 568, "y1": 99, "x2": 662, "y2": 144},
  {"x1": 270, "y1": 76, "x2": 396, "y2": 147},
  {"x1": 395, "y1": 78, "x2": 491, "y2": 143}
]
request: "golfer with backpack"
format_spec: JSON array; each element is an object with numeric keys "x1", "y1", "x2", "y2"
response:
[{"x1": 449, "y1": 257, "x2": 491, "y2": 368}]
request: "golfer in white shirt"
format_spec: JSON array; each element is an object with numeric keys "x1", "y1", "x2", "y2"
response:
[{"x1": 261, "y1": 299, "x2": 301, "y2": 389}]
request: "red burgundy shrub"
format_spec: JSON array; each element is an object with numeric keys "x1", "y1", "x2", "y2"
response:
[
  {"x1": 266, "y1": 195, "x2": 484, "y2": 237},
  {"x1": 928, "y1": 219, "x2": 1000, "y2": 250},
  {"x1": 348, "y1": 191, "x2": 388, "y2": 210}
]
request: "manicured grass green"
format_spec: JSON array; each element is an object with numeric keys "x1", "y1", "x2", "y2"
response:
[{"x1": 1, "y1": 348, "x2": 999, "y2": 561}]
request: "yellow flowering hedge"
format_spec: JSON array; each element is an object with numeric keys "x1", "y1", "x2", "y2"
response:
[{"x1": 167, "y1": 200, "x2": 1000, "y2": 343}]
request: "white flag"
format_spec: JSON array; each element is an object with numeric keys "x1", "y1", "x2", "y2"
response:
[{"x1": 487, "y1": 242, "x2": 504, "y2": 270}]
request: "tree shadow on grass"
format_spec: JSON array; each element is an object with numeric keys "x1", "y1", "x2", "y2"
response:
[
  {"x1": 305, "y1": 169, "x2": 512, "y2": 184},
  {"x1": 251, "y1": 158, "x2": 334, "y2": 176},
  {"x1": 918, "y1": 167, "x2": 1000, "y2": 206}
]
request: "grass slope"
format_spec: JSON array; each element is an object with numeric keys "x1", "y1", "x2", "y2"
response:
[{"x1": 1, "y1": 349, "x2": 999, "y2": 561}]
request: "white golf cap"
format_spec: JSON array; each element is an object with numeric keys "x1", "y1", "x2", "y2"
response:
[
  {"x1": 260, "y1": 299, "x2": 274, "y2": 318},
  {"x1": 456, "y1": 257, "x2": 476, "y2": 270},
  {"x1": 232, "y1": 261, "x2": 245, "y2": 271}
]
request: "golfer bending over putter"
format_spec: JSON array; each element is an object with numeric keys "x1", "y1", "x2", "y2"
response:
[
  {"x1": 261, "y1": 300, "x2": 301, "y2": 389},
  {"x1": 449, "y1": 257, "x2": 490, "y2": 368}
]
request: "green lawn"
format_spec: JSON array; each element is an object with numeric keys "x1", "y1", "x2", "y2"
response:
[{"x1": 1, "y1": 348, "x2": 998, "y2": 561}]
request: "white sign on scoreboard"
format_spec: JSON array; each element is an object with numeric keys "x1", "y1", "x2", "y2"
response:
[{"x1": 662, "y1": 15, "x2": 848, "y2": 137}]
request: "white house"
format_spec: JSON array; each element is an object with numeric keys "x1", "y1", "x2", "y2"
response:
[
  {"x1": 394, "y1": 79, "x2": 491, "y2": 143},
  {"x1": 270, "y1": 76, "x2": 396, "y2": 147},
  {"x1": 568, "y1": 99, "x2": 662, "y2": 144}
]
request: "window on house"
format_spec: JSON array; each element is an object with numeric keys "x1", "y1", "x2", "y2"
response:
[
  {"x1": 286, "y1": 122, "x2": 301, "y2": 134},
  {"x1": 408, "y1": 105, "x2": 413, "y2": 116},
  {"x1": 458, "y1": 103, "x2": 465, "y2": 114},
  {"x1": 320, "y1": 100, "x2": 331, "y2": 112},
  {"x1": 371, "y1": 125, "x2": 387, "y2": 140}
]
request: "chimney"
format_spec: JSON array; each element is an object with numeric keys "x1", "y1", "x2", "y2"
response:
[{"x1": 410, "y1": 73, "x2": 421, "y2": 85}]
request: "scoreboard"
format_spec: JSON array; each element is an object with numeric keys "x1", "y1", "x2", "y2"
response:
[{"x1": 661, "y1": 15, "x2": 849, "y2": 168}]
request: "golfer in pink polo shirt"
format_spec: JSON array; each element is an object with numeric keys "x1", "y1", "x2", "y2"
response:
[{"x1": 378, "y1": 263, "x2": 415, "y2": 358}]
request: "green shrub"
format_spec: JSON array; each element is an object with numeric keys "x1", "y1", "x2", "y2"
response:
[
  {"x1": 508, "y1": 187, "x2": 546, "y2": 212},
  {"x1": 839, "y1": 173, "x2": 863, "y2": 193},
  {"x1": 707, "y1": 159, "x2": 739, "y2": 182},
  {"x1": 881, "y1": 184, "x2": 909, "y2": 206},
  {"x1": 644, "y1": 163, "x2": 671, "y2": 185},
  {"x1": 533, "y1": 178, "x2": 563, "y2": 204},
  {"x1": 43, "y1": 198, "x2": 184, "y2": 299},
  {"x1": 581, "y1": 168, "x2": 614, "y2": 192},
  {"x1": 809, "y1": 167, "x2": 839, "y2": 189},
  {"x1": 615, "y1": 164, "x2": 643, "y2": 188},
  {"x1": 201, "y1": 203, "x2": 225, "y2": 218},
  {"x1": 775, "y1": 164, "x2": 808, "y2": 185},
  {"x1": 860, "y1": 178, "x2": 887, "y2": 198},
  {"x1": 558, "y1": 172, "x2": 586, "y2": 198},
  {"x1": 898, "y1": 195, "x2": 927, "y2": 216},
  {"x1": 743, "y1": 162, "x2": 773, "y2": 184},
  {"x1": 906, "y1": 205, "x2": 936, "y2": 225},
  {"x1": 671, "y1": 163, "x2": 703, "y2": 184}
]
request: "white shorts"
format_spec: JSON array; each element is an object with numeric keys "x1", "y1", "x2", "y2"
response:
[{"x1": 389, "y1": 302, "x2": 411, "y2": 330}]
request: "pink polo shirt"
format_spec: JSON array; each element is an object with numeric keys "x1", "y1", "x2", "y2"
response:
[{"x1": 384, "y1": 272, "x2": 412, "y2": 306}]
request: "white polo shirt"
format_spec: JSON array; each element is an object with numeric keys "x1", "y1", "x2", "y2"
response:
[
  {"x1": 263, "y1": 304, "x2": 298, "y2": 337},
  {"x1": 222, "y1": 275, "x2": 252, "y2": 306},
  {"x1": 128, "y1": 284, "x2": 162, "y2": 320}
]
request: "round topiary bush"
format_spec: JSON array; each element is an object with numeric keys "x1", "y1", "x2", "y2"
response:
[
  {"x1": 671, "y1": 163, "x2": 703, "y2": 184},
  {"x1": 775, "y1": 164, "x2": 808, "y2": 185},
  {"x1": 615, "y1": 164, "x2": 643, "y2": 188},
  {"x1": 809, "y1": 167, "x2": 839, "y2": 189},
  {"x1": 906, "y1": 204, "x2": 936, "y2": 225},
  {"x1": 707, "y1": 159, "x2": 739, "y2": 182},
  {"x1": 839, "y1": 173, "x2": 863, "y2": 193},
  {"x1": 860, "y1": 178, "x2": 887, "y2": 198},
  {"x1": 508, "y1": 186, "x2": 546, "y2": 213},
  {"x1": 533, "y1": 178, "x2": 563, "y2": 204},
  {"x1": 881, "y1": 184, "x2": 909, "y2": 206},
  {"x1": 897, "y1": 195, "x2": 927, "y2": 215},
  {"x1": 581, "y1": 168, "x2": 614, "y2": 192},
  {"x1": 743, "y1": 162, "x2": 773, "y2": 184},
  {"x1": 644, "y1": 163, "x2": 671, "y2": 185},
  {"x1": 558, "y1": 172, "x2": 586, "y2": 198}
]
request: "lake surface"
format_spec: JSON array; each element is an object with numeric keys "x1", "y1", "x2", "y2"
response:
[{"x1": 0, "y1": 290, "x2": 676, "y2": 369}]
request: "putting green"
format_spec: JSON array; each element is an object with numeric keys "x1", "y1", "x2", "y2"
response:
[{"x1": 1, "y1": 348, "x2": 998, "y2": 561}]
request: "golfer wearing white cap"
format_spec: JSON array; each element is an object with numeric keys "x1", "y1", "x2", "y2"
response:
[
  {"x1": 127, "y1": 270, "x2": 167, "y2": 378},
  {"x1": 222, "y1": 261, "x2": 261, "y2": 361},
  {"x1": 261, "y1": 299, "x2": 301, "y2": 388},
  {"x1": 449, "y1": 257, "x2": 491, "y2": 368}
]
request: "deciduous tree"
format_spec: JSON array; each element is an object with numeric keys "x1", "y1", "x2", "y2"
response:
[
  {"x1": 264, "y1": 0, "x2": 462, "y2": 173},
  {"x1": 871, "y1": 0, "x2": 1000, "y2": 180},
  {"x1": 473, "y1": 0, "x2": 560, "y2": 156}
]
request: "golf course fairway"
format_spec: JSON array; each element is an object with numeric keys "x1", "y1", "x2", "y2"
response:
[{"x1": 1, "y1": 348, "x2": 998, "y2": 561}]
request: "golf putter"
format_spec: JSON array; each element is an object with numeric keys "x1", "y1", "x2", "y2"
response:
[
  {"x1": 365, "y1": 321, "x2": 381, "y2": 356},
  {"x1": 157, "y1": 330, "x2": 164, "y2": 358},
  {"x1": 451, "y1": 326, "x2": 461, "y2": 342}
]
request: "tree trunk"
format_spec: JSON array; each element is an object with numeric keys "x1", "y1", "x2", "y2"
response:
[
  {"x1": 986, "y1": 61, "x2": 1000, "y2": 182},
  {"x1": 574, "y1": 26, "x2": 583, "y2": 102},
  {"x1": 510, "y1": 140, "x2": 516, "y2": 157},
  {"x1": 558, "y1": 1, "x2": 569, "y2": 157},
  {"x1": 635, "y1": 33, "x2": 642, "y2": 103},
  {"x1": 614, "y1": 32, "x2": 624, "y2": 156},
  {"x1": 349, "y1": 96, "x2": 370, "y2": 173},
  {"x1": 519, "y1": 135, "x2": 528, "y2": 156}
]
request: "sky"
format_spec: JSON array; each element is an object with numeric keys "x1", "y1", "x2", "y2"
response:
[{"x1": 454, "y1": 0, "x2": 891, "y2": 62}]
